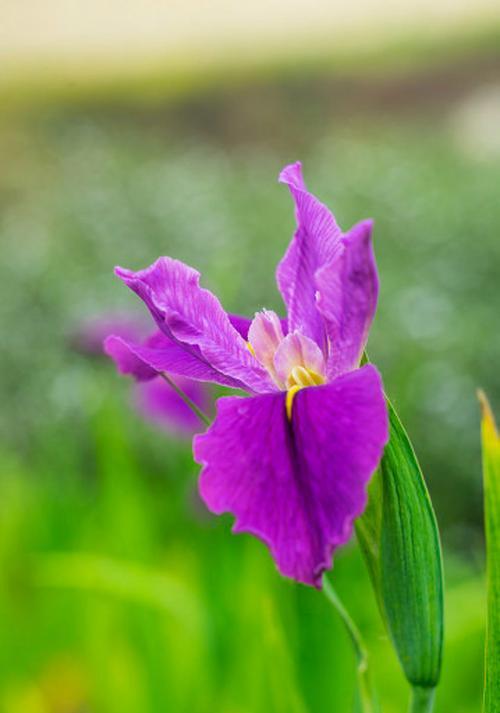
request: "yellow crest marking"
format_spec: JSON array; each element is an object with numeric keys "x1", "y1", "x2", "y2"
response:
[{"x1": 286, "y1": 385, "x2": 302, "y2": 421}]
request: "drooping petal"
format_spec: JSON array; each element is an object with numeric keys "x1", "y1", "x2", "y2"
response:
[
  {"x1": 104, "y1": 334, "x2": 158, "y2": 381},
  {"x1": 115, "y1": 258, "x2": 276, "y2": 394},
  {"x1": 194, "y1": 364, "x2": 388, "y2": 587},
  {"x1": 277, "y1": 162, "x2": 343, "y2": 347},
  {"x1": 273, "y1": 331, "x2": 325, "y2": 387},
  {"x1": 315, "y1": 220, "x2": 379, "y2": 379},
  {"x1": 134, "y1": 376, "x2": 210, "y2": 436},
  {"x1": 104, "y1": 332, "x2": 247, "y2": 388}
]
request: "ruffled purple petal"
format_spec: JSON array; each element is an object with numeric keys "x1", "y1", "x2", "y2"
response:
[
  {"x1": 134, "y1": 376, "x2": 210, "y2": 436},
  {"x1": 277, "y1": 162, "x2": 343, "y2": 347},
  {"x1": 115, "y1": 258, "x2": 276, "y2": 394},
  {"x1": 194, "y1": 364, "x2": 388, "y2": 587},
  {"x1": 315, "y1": 220, "x2": 379, "y2": 379},
  {"x1": 104, "y1": 332, "x2": 246, "y2": 388}
]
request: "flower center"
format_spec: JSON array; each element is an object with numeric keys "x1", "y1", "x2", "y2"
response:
[
  {"x1": 286, "y1": 365, "x2": 325, "y2": 390},
  {"x1": 285, "y1": 367, "x2": 325, "y2": 420},
  {"x1": 247, "y1": 310, "x2": 326, "y2": 419}
]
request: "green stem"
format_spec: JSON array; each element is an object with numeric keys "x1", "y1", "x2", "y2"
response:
[
  {"x1": 160, "y1": 373, "x2": 212, "y2": 427},
  {"x1": 408, "y1": 686, "x2": 435, "y2": 713},
  {"x1": 323, "y1": 577, "x2": 378, "y2": 713}
]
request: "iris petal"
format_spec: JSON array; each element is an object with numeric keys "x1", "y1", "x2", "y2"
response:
[
  {"x1": 104, "y1": 332, "x2": 247, "y2": 388},
  {"x1": 315, "y1": 220, "x2": 379, "y2": 378},
  {"x1": 276, "y1": 162, "x2": 343, "y2": 347},
  {"x1": 194, "y1": 364, "x2": 388, "y2": 587},
  {"x1": 115, "y1": 258, "x2": 276, "y2": 394}
]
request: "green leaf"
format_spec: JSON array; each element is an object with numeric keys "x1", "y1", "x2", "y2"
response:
[
  {"x1": 356, "y1": 398, "x2": 444, "y2": 692},
  {"x1": 478, "y1": 391, "x2": 500, "y2": 713}
]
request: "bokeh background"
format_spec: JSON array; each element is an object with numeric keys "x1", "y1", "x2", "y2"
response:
[{"x1": 1, "y1": 2, "x2": 500, "y2": 711}]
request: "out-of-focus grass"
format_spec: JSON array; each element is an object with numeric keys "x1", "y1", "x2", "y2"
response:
[
  {"x1": 0, "y1": 64, "x2": 499, "y2": 710},
  {"x1": 0, "y1": 394, "x2": 486, "y2": 712}
]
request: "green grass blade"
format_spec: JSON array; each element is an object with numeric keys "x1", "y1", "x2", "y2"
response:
[
  {"x1": 478, "y1": 391, "x2": 500, "y2": 713},
  {"x1": 356, "y1": 398, "x2": 444, "y2": 693}
]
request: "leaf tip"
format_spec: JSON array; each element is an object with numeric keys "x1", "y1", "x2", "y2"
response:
[{"x1": 478, "y1": 389, "x2": 500, "y2": 450}]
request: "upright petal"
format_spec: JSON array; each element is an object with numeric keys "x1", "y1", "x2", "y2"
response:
[
  {"x1": 104, "y1": 332, "x2": 246, "y2": 388},
  {"x1": 195, "y1": 364, "x2": 388, "y2": 587},
  {"x1": 248, "y1": 310, "x2": 285, "y2": 385},
  {"x1": 315, "y1": 220, "x2": 379, "y2": 379},
  {"x1": 115, "y1": 258, "x2": 276, "y2": 394},
  {"x1": 277, "y1": 162, "x2": 343, "y2": 346}
]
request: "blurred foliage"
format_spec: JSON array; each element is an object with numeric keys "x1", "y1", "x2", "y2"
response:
[
  {"x1": 0, "y1": 394, "x2": 486, "y2": 712},
  {"x1": 0, "y1": 60, "x2": 499, "y2": 711}
]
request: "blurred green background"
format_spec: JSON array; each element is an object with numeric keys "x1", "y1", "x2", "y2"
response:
[{"x1": 1, "y1": 4, "x2": 500, "y2": 711}]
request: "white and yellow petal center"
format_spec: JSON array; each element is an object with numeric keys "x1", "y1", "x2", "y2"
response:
[{"x1": 248, "y1": 312, "x2": 326, "y2": 419}]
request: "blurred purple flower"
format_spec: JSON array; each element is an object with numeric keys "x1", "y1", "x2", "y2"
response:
[
  {"x1": 133, "y1": 375, "x2": 211, "y2": 436},
  {"x1": 71, "y1": 314, "x2": 146, "y2": 355},
  {"x1": 105, "y1": 162, "x2": 388, "y2": 587},
  {"x1": 75, "y1": 314, "x2": 210, "y2": 437}
]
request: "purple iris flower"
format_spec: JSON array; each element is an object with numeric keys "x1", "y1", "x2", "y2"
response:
[
  {"x1": 75, "y1": 314, "x2": 210, "y2": 436},
  {"x1": 71, "y1": 314, "x2": 147, "y2": 355},
  {"x1": 104, "y1": 162, "x2": 389, "y2": 587}
]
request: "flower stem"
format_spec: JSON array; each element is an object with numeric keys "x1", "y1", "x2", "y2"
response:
[
  {"x1": 408, "y1": 686, "x2": 435, "y2": 713},
  {"x1": 323, "y1": 577, "x2": 378, "y2": 713},
  {"x1": 160, "y1": 373, "x2": 212, "y2": 427}
]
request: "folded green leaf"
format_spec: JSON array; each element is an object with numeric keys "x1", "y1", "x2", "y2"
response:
[
  {"x1": 478, "y1": 391, "x2": 500, "y2": 713},
  {"x1": 356, "y1": 398, "x2": 444, "y2": 692}
]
